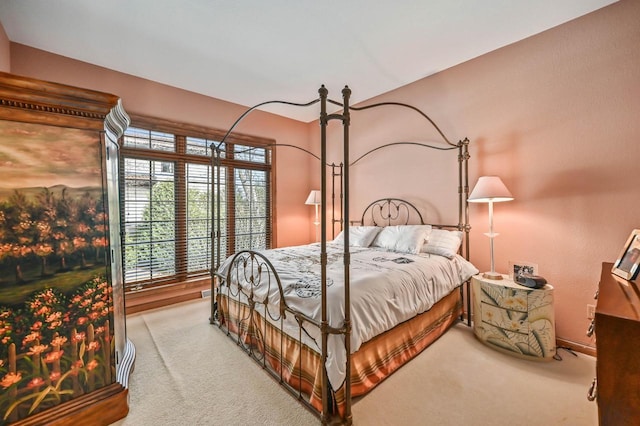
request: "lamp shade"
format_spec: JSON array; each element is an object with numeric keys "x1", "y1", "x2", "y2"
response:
[
  {"x1": 305, "y1": 190, "x2": 321, "y2": 205},
  {"x1": 468, "y1": 176, "x2": 514, "y2": 203}
]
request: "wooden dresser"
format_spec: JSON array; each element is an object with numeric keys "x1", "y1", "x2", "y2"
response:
[{"x1": 593, "y1": 262, "x2": 640, "y2": 425}]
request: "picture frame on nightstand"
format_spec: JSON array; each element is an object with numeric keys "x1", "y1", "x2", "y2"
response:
[
  {"x1": 612, "y1": 229, "x2": 640, "y2": 281},
  {"x1": 508, "y1": 260, "x2": 538, "y2": 280}
]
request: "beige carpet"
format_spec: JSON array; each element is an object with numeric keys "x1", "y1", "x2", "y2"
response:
[{"x1": 112, "y1": 298, "x2": 597, "y2": 426}]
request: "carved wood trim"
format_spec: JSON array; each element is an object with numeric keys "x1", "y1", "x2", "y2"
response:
[
  {"x1": 11, "y1": 383, "x2": 129, "y2": 426},
  {"x1": 0, "y1": 71, "x2": 120, "y2": 129}
]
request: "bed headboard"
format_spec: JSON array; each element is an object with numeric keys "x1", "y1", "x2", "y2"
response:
[{"x1": 359, "y1": 198, "x2": 425, "y2": 226}]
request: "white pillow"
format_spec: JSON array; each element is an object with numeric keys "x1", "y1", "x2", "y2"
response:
[
  {"x1": 372, "y1": 225, "x2": 432, "y2": 254},
  {"x1": 332, "y1": 226, "x2": 382, "y2": 247},
  {"x1": 422, "y1": 229, "x2": 463, "y2": 258},
  {"x1": 457, "y1": 256, "x2": 480, "y2": 282}
]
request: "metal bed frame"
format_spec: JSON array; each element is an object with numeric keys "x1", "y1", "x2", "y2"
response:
[{"x1": 210, "y1": 85, "x2": 471, "y2": 424}]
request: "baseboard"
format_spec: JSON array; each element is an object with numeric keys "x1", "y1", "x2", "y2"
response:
[
  {"x1": 125, "y1": 280, "x2": 210, "y2": 314},
  {"x1": 556, "y1": 338, "x2": 596, "y2": 357}
]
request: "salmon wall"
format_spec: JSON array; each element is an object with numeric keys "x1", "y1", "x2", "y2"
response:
[
  {"x1": 311, "y1": 0, "x2": 640, "y2": 349},
  {"x1": 9, "y1": 44, "x2": 315, "y2": 247},
  {"x1": 6, "y1": 0, "x2": 640, "y2": 349}
]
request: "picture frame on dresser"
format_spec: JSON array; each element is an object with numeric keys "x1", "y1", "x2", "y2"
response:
[
  {"x1": 612, "y1": 229, "x2": 640, "y2": 281},
  {"x1": 508, "y1": 260, "x2": 538, "y2": 280}
]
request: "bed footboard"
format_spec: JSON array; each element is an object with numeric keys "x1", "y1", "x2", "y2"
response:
[{"x1": 214, "y1": 250, "x2": 328, "y2": 415}]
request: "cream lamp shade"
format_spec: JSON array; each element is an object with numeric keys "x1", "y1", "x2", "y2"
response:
[
  {"x1": 305, "y1": 190, "x2": 321, "y2": 228},
  {"x1": 305, "y1": 190, "x2": 322, "y2": 206},
  {"x1": 468, "y1": 176, "x2": 513, "y2": 203},
  {"x1": 468, "y1": 176, "x2": 513, "y2": 280}
]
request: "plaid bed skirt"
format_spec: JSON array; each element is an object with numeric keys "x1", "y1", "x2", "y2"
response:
[{"x1": 217, "y1": 288, "x2": 462, "y2": 418}]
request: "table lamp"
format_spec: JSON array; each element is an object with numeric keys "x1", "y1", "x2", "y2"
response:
[
  {"x1": 305, "y1": 190, "x2": 321, "y2": 226},
  {"x1": 468, "y1": 176, "x2": 513, "y2": 280}
]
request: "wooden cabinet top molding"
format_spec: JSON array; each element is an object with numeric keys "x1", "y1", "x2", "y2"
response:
[{"x1": 0, "y1": 71, "x2": 121, "y2": 129}]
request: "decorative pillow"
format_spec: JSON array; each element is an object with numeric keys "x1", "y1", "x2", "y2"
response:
[
  {"x1": 332, "y1": 226, "x2": 382, "y2": 247},
  {"x1": 422, "y1": 229, "x2": 463, "y2": 258},
  {"x1": 372, "y1": 225, "x2": 432, "y2": 254}
]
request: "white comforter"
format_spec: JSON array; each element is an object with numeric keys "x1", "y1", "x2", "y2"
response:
[{"x1": 218, "y1": 242, "x2": 478, "y2": 390}]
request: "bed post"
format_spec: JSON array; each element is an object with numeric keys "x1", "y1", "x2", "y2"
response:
[
  {"x1": 341, "y1": 85, "x2": 353, "y2": 425},
  {"x1": 463, "y1": 138, "x2": 470, "y2": 259},
  {"x1": 318, "y1": 85, "x2": 330, "y2": 424},
  {"x1": 458, "y1": 137, "x2": 471, "y2": 325},
  {"x1": 331, "y1": 163, "x2": 344, "y2": 238},
  {"x1": 210, "y1": 145, "x2": 222, "y2": 324}
]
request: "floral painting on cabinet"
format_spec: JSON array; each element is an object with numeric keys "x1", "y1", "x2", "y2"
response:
[{"x1": 0, "y1": 120, "x2": 116, "y2": 424}]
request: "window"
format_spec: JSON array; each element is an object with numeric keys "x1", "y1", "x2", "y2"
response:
[{"x1": 120, "y1": 117, "x2": 273, "y2": 292}]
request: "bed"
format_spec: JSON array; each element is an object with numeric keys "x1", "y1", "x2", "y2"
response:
[{"x1": 210, "y1": 86, "x2": 473, "y2": 424}]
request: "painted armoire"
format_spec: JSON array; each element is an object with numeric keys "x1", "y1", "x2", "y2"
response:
[{"x1": 0, "y1": 72, "x2": 134, "y2": 425}]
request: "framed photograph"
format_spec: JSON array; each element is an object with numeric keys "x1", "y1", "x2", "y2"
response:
[
  {"x1": 612, "y1": 229, "x2": 640, "y2": 281},
  {"x1": 508, "y1": 260, "x2": 538, "y2": 279}
]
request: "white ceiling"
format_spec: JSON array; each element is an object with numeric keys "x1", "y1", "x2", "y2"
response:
[{"x1": 0, "y1": 0, "x2": 617, "y2": 122}]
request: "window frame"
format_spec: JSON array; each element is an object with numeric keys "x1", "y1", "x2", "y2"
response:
[{"x1": 120, "y1": 114, "x2": 276, "y2": 293}]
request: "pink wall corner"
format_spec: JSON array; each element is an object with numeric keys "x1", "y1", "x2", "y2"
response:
[
  {"x1": 463, "y1": 0, "x2": 640, "y2": 350},
  {"x1": 308, "y1": 0, "x2": 640, "y2": 349},
  {"x1": 9, "y1": 44, "x2": 314, "y2": 248},
  {"x1": 0, "y1": 22, "x2": 10, "y2": 72}
]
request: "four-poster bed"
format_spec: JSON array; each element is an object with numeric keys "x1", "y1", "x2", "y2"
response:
[{"x1": 210, "y1": 85, "x2": 474, "y2": 424}]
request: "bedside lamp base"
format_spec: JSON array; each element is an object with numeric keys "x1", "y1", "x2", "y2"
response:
[{"x1": 482, "y1": 271, "x2": 503, "y2": 280}]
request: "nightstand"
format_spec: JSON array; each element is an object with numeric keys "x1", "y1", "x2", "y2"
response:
[{"x1": 471, "y1": 275, "x2": 556, "y2": 361}]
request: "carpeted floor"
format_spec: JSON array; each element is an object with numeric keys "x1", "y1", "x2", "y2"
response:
[{"x1": 112, "y1": 298, "x2": 598, "y2": 426}]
